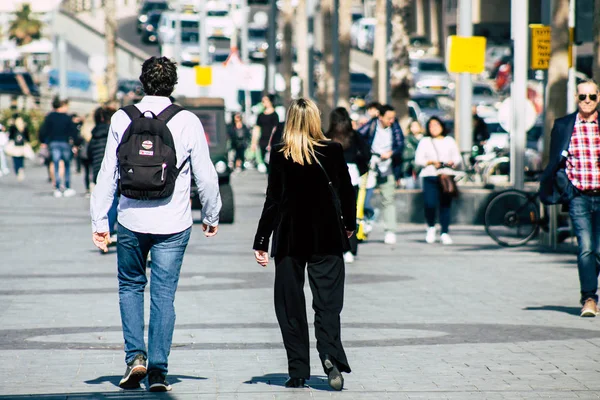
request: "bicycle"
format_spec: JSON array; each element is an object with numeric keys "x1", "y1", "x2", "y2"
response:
[{"x1": 484, "y1": 189, "x2": 548, "y2": 247}]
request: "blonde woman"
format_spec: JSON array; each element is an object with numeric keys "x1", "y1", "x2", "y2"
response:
[{"x1": 253, "y1": 98, "x2": 356, "y2": 391}]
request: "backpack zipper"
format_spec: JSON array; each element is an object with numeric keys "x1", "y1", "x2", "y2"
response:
[{"x1": 161, "y1": 163, "x2": 167, "y2": 181}]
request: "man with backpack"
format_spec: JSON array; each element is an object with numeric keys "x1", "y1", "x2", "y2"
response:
[{"x1": 90, "y1": 57, "x2": 222, "y2": 392}]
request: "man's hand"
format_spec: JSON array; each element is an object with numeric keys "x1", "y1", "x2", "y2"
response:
[
  {"x1": 202, "y1": 224, "x2": 219, "y2": 237},
  {"x1": 92, "y1": 232, "x2": 110, "y2": 253},
  {"x1": 254, "y1": 250, "x2": 269, "y2": 267},
  {"x1": 380, "y1": 150, "x2": 394, "y2": 160}
]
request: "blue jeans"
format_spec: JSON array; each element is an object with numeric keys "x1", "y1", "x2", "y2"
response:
[
  {"x1": 49, "y1": 142, "x2": 72, "y2": 189},
  {"x1": 423, "y1": 176, "x2": 452, "y2": 234},
  {"x1": 569, "y1": 195, "x2": 600, "y2": 304},
  {"x1": 13, "y1": 156, "x2": 24, "y2": 175},
  {"x1": 117, "y1": 223, "x2": 191, "y2": 374},
  {"x1": 108, "y1": 196, "x2": 119, "y2": 235}
]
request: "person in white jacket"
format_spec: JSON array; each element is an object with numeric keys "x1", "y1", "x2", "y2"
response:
[{"x1": 414, "y1": 116, "x2": 462, "y2": 245}]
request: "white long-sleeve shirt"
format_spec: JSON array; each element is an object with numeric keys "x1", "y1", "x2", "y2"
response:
[
  {"x1": 414, "y1": 136, "x2": 462, "y2": 177},
  {"x1": 90, "y1": 96, "x2": 221, "y2": 234}
]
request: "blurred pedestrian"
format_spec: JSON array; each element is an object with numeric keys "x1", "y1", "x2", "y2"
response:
[
  {"x1": 414, "y1": 116, "x2": 462, "y2": 245},
  {"x1": 72, "y1": 113, "x2": 84, "y2": 173},
  {"x1": 325, "y1": 107, "x2": 370, "y2": 264},
  {"x1": 357, "y1": 104, "x2": 405, "y2": 245},
  {"x1": 253, "y1": 98, "x2": 355, "y2": 391},
  {"x1": 77, "y1": 113, "x2": 94, "y2": 196},
  {"x1": 400, "y1": 119, "x2": 424, "y2": 189},
  {"x1": 6, "y1": 114, "x2": 31, "y2": 181},
  {"x1": 365, "y1": 102, "x2": 381, "y2": 119},
  {"x1": 539, "y1": 78, "x2": 600, "y2": 317},
  {"x1": 91, "y1": 56, "x2": 221, "y2": 392},
  {"x1": 39, "y1": 97, "x2": 79, "y2": 197},
  {"x1": 472, "y1": 106, "x2": 489, "y2": 159},
  {"x1": 88, "y1": 106, "x2": 118, "y2": 238},
  {"x1": 252, "y1": 94, "x2": 279, "y2": 173},
  {"x1": 0, "y1": 123, "x2": 9, "y2": 176},
  {"x1": 228, "y1": 112, "x2": 251, "y2": 171}
]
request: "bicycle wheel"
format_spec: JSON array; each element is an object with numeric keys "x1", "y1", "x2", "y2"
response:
[{"x1": 484, "y1": 190, "x2": 540, "y2": 247}]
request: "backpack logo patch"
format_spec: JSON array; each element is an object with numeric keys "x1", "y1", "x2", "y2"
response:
[
  {"x1": 127, "y1": 168, "x2": 134, "y2": 174},
  {"x1": 141, "y1": 140, "x2": 153, "y2": 150},
  {"x1": 139, "y1": 150, "x2": 154, "y2": 156}
]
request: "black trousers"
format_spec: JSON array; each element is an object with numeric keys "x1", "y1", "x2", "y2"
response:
[{"x1": 274, "y1": 254, "x2": 350, "y2": 379}]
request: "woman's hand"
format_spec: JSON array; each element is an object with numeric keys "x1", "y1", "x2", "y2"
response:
[
  {"x1": 429, "y1": 161, "x2": 442, "y2": 168},
  {"x1": 445, "y1": 161, "x2": 455, "y2": 168},
  {"x1": 254, "y1": 250, "x2": 269, "y2": 267}
]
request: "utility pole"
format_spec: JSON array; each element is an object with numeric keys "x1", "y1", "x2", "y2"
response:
[
  {"x1": 332, "y1": 0, "x2": 340, "y2": 106},
  {"x1": 455, "y1": 0, "x2": 473, "y2": 154},
  {"x1": 58, "y1": 36, "x2": 68, "y2": 100},
  {"x1": 337, "y1": 0, "x2": 352, "y2": 108},
  {"x1": 297, "y1": 0, "x2": 309, "y2": 98},
  {"x1": 307, "y1": 0, "x2": 316, "y2": 99},
  {"x1": 373, "y1": 0, "x2": 386, "y2": 103},
  {"x1": 105, "y1": 0, "x2": 117, "y2": 101},
  {"x1": 174, "y1": 1, "x2": 182, "y2": 64},
  {"x1": 567, "y1": 0, "x2": 576, "y2": 113},
  {"x1": 240, "y1": 0, "x2": 252, "y2": 121},
  {"x1": 282, "y1": 0, "x2": 294, "y2": 106},
  {"x1": 429, "y1": 0, "x2": 439, "y2": 55},
  {"x1": 267, "y1": 0, "x2": 277, "y2": 94},
  {"x1": 595, "y1": 0, "x2": 600, "y2": 81}
]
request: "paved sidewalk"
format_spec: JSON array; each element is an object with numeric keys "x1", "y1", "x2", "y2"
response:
[{"x1": 1, "y1": 165, "x2": 600, "y2": 399}]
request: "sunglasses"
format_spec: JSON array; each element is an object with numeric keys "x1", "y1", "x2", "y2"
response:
[{"x1": 578, "y1": 94, "x2": 598, "y2": 102}]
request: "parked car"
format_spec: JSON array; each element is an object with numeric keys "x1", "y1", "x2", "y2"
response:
[
  {"x1": 157, "y1": 12, "x2": 199, "y2": 49},
  {"x1": 137, "y1": 0, "x2": 169, "y2": 33},
  {"x1": 140, "y1": 10, "x2": 162, "y2": 44},
  {"x1": 350, "y1": 72, "x2": 372, "y2": 99},
  {"x1": 410, "y1": 57, "x2": 454, "y2": 95},
  {"x1": 410, "y1": 93, "x2": 454, "y2": 132},
  {"x1": 408, "y1": 35, "x2": 434, "y2": 58},
  {"x1": 205, "y1": 5, "x2": 235, "y2": 38},
  {"x1": 351, "y1": 18, "x2": 376, "y2": 52},
  {"x1": 176, "y1": 97, "x2": 235, "y2": 223}
]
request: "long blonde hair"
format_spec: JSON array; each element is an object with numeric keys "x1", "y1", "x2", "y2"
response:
[{"x1": 281, "y1": 98, "x2": 327, "y2": 165}]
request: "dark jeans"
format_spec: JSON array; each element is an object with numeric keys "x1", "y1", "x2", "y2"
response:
[
  {"x1": 49, "y1": 142, "x2": 72, "y2": 189},
  {"x1": 82, "y1": 160, "x2": 91, "y2": 190},
  {"x1": 569, "y1": 195, "x2": 600, "y2": 304},
  {"x1": 234, "y1": 146, "x2": 246, "y2": 169},
  {"x1": 274, "y1": 254, "x2": 351, "y2": 379},
  {"x1": 108, "y1": 196, "x2": 118, "y2": 235},
  {"x1": 13, "y1": 156, "x2": 24, "y2": 175},
  {"x1": 423, "y1": 176, "x2": 452, "y2": 234},
  {"x1": 117, "y1": 223, "x2": 191, "y2": 374}
]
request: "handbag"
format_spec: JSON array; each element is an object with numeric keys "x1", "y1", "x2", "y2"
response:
[
  {"x1": 431, "y1": 138, "x2": 459, "y2": 197},
  {"x1": 314, "y1": 156, "x2": 350, "y2": 245}
]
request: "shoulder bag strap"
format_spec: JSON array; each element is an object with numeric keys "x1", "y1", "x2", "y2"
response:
[
  {"x1": 121, "y1": 105, "x2": 142, "y2": 121},
  {"x1": 314, "y1": 156, "x2": 348, "y2": 238},
  {"x1": 157, "y1": 104, "x2": 183, "y2": 124}
]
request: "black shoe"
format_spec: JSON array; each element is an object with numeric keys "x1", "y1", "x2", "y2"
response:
[
  {"x1": 119, "y1": 353, "x2": 147, "y2": 389},
  {"x1": 148, "y1": 370, "x2": 172, "y2": 392},
  {"x1": 284, "y1": 377, "x2": 306, "y2": 388},
  {"x1": 323, "y1": 356, "x2": 344, "y2": 391}
]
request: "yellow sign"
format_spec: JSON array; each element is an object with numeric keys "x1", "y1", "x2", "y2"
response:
[
  {"x1": 194, "y1": 66, "x2": 212, "y2": 86},
  {"x1": 530, "y1": 24, "x2": 551, "y2": 70},
  {"x1": 569, "y1": 27, "x2": 573, "y2": 68},
  {"x1": 446, "y1": 36, "x2": 487, "y2": 74}
]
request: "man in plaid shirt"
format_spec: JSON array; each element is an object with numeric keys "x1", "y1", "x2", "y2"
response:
[{"x1": 541, "y1": 79, "x2": 600, "y2": 317}]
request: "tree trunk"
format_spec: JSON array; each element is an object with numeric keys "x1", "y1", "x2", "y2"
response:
[
  {"x1": 542, "y1": 0, "x2": 570, "y2": 167},
  {"x1": 593, "y1": 0, "x2": 600, "y2": 82},
  {"x1": 317, "y1": 0, "x2": 334, "y2": 128},
  {"x1": 296, "y1": 0, "x2": 310, "y2": 98},
  {"x1": 282, "y1": 0, "x2": 294, "y2": 106},
  {"x1": 389, "y1": 0, "x2": 411, "y2": 124},
  {"x1": 105, "y1": 0, "x2": 117, "y2": 102},
  {"x1": 372, "y1": 0, "x2": 387, "y2": 103},
  {"x1": 338, "y1": 0, "x2": 352, "y2": 109},
  {"x1": 429, "y1": 0, "x2": 440, "y2": 56}
]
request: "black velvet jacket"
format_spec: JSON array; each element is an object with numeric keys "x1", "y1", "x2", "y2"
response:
[{"x1": 253, "y1": 141, "x2": 357, "y2": 258}]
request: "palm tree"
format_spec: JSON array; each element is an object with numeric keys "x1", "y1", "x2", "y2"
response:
[
  {"x1": 338, "y1": 0, "x2": 352, "y2": 109},
  {"x1": 389, "y1": 0, "x2": 412, "y2": 122},
  {"x1": 9, "y1": 4, "x2": 42, "y2": 46}
]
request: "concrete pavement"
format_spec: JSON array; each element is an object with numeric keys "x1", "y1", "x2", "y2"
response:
[{"x1": 1, "y1": 163, "x2": 600, "y2": 399}]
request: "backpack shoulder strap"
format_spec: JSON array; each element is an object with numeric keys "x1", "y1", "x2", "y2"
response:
[
  {"x1": 157, "y1": 104, "x2": 184, "y2": 124},
  {"x1": 121, "y1": 105, "x2": 143, "y2": 121}
]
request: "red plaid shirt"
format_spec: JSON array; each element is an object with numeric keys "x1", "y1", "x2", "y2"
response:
[{"x1": 566, "y1": 113, "x2": 600, "y2": 191}]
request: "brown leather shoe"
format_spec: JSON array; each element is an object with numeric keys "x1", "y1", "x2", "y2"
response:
[{"x1": 581, "y1": 298, "x2": 598, "y2": 317}]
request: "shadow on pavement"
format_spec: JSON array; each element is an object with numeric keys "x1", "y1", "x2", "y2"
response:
[
  {"x1": 523, "y1": 305, "x2": 581, "y2": 316},
  {"x1": 0, "y1": 392, "x2": 176, "y2": 399},
  {"x1": 243, "y1": 373, "x2": 337, "y2": 391},
  {"x1": 84, "y1": 374, "x2": 206, "y2": 388}
]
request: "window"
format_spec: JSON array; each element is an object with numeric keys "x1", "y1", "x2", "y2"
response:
[
  {"x1": 473, "y1": 86, "x2": 493, "y2": 96},
  {"x1": 181, "y1": 20, "x2": 199, "y2": 29},
  {"x1": 418, "y1": 61, "x2": 446, "y2": 72},
  {"x1": 193, "y1": 110, "x2": 224, "y2": 147},
  {"x1": 208, "y1": 10, "x2": 228, "y2": 17}
]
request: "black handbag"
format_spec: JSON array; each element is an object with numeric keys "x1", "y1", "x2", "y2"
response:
[{"x1": 314, "y1": 156, "x2": 350, "y2": 245}]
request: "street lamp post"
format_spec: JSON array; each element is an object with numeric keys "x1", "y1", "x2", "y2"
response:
[{"x1": 456, "y1": 0, "x2": 473, "y2": 155}]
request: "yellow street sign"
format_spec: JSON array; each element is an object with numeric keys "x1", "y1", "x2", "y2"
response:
[
  {"x1": 194, "y1": 66, "x2": 212, "y2": 86},
  {"x1": 530, "y1": 24, "x2": 551, "y2": 70},
  {"x1": 569, "y1": 27, "x2": 573, "y2": 68},
  {"x1": 446, "y1": 36, "x2": 487, "y2": 74}
]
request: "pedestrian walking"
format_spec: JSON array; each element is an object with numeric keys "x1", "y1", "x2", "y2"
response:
[
  {"x1": 90, "y1": 56, "x2": 221, "y2": 392},
  {"x1": 414, "y1": 116, "x2": 462, "y2": 245},
  {"x1": 39, "y1": 97, "x2": 79, "y2": 197},
  {"x1": 252, "y1": 94, "x2": 279, "y2": 173},
  {"x1": 357, "y1": 104, "x2": 405, "y2": 245},
  {"x1": 253, "y1": 98, "x2": 356, "y2": 391},
  {"x1": 6, "y1": 115, "x2": 31, "y2": 181},
  {"x1": 77, "y1": 113, "x2": 94, "y2": 196},
  {"x1": 400, "y1": 119, "x2": 424, "y2": 189},
  {"x1": 540, "y1": 78, "x2": 600, "y2": 317},
  {"x1": 325, "y1": 107, "x2": 370, "y2": 263},
  {"x1": 228, "y1": 112, "x2": 251, "y2": 171},
  {"x1": 0, "y1": 123, "x2": 9, "y2": 176},
  {"x1": 88, "y1": 105, "x2": 118, "y2": 239}
]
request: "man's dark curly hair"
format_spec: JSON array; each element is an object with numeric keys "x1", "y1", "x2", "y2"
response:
[{"x1": 139, "y1": 56, "x2": 178, "y2": 96}]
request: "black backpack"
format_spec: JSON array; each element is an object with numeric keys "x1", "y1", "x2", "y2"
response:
[{"x1": 117, "y1": 104, "x2": 188, "y2": 200}]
